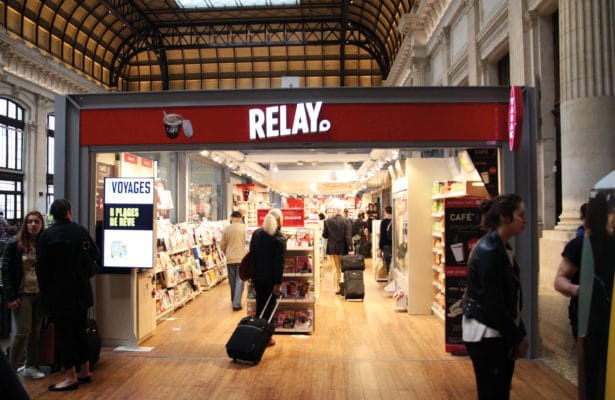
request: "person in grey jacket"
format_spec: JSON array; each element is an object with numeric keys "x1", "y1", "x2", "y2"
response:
[
  {"x1": 462, "y1": 194, "x2": 528, "y2": 399},
  {"x1": 322, "y1": 201, "x2": 352, "y2": 295},
  {"x1": 220, "y1": 211, "x2": 247, "y2": 311},
  {"x1": 249, "y1": 208, "x2": 286, "y2": 346}
]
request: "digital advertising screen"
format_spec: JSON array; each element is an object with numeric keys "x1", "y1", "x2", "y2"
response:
[{"x1": 103, "y1": 178, "x2": 155, "y2": 268}]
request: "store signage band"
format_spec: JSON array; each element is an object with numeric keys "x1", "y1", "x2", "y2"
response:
[
  {"x1": 80, "y1": 102, "x2": 510, "y2": 146},
  {"x1": 103, "y1": 177, "x2": 155, "y2": 268}
]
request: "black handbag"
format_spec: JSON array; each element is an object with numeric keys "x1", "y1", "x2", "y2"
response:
[
  {"x1": 85, "y1": 316, "x2": 101, "y2": 368},
  {"x1": 82, "y1": 240, "x2": 100, "y2": 278},
  {"x1": 238, "y1": 252, "x2": 255, "y2": 281}
]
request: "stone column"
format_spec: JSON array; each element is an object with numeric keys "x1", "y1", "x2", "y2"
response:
[
  {"x1": 464, "y1": 0, "x2": 480, "y2": 85},
  {"x1": 558, "y1": 0, "x2": 615, "y2": 230},
  {"x1": 409, "y1": 57, "x2": 429, "y2": 86},
  {"x1": 439, "y1": 26, "x2": 450, "y2": 85},
  {"x1": 508, "y1": 0, "x2": 530, "y2": 84}
]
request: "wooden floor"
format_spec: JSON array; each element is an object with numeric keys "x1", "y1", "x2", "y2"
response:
[{"x1": 20, "y1": 258, "x2": 576, "y2": 399}]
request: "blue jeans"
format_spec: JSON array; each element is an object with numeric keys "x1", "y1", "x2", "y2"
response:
[
  {"x1": 382, "y1": 245, "x2": 392, "y2": 274},
  {"x1": 226, "y1": 263, "x2": 244, "y2": 309}
]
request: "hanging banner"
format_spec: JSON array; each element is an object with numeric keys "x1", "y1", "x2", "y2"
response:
[{"x1": 103, "y1": 178, "x2": 155, "y2": 268}]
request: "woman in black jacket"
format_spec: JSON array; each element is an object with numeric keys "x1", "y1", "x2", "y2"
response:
[
  {"x1": 249, "y1": 208, "x2": 286, "y2": 347},
  {"x1": 1, "y1": 210, "x2": 46, "y2": 379},
  {"x1": 463, "y1": 194, "x2": 528, "y2": 399},
  {"x1": 36, "y1": 199, "x2": 100, "y2": 391}
]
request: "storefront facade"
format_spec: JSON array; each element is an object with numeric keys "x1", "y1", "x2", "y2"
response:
[{"x1": 55, "y1": 85, "x2": 540, "y2": 354}]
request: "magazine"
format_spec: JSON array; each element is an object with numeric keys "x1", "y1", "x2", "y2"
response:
[
  {"x1": 295, "y1": 255, "x2": 313, "y2": 273},
  {"x1": 293, "y1": 309, "x2": 313, "y2": 330},
  {"x1": 284, "y1": 256, "x2": 297, "y2": 273}
]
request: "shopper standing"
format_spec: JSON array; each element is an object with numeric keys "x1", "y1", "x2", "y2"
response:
[
  {"x1": 220, "y1": 210, "x2": 247, "y2": 311},
  {"x1": 250, "y1": 208, "x2": 286, "y2": 347},
  {"x1": 378, "y1": 205, "x2": 393, "y2": 274},
  {"x1": 462, "y1": 194, "x2": 528, "y2": 399},
  {"x1": 1, "y1": 211, "x2": 46, "y2": 379},
  {"x1": 554, "y1": 194, "x2": 614, "y2": 400},
  {"x1": 322, "y1": 201, "x2": 352, "y2": 295},
  {"x1": 36, "y1": 199, "x2": 100, "y2": 392}
]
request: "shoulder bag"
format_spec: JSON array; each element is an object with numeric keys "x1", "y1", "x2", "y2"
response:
[{"x1": 238, "y1": 252, "x2": 255, "y2": 281}]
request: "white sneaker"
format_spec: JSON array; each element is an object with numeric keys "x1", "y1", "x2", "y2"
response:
[{"x1": 22, "y1": 366, "x2": 45, "y2": 379}]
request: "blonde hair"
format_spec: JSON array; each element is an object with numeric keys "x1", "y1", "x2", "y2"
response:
[{"x1": 263, "y1": 208, "x2": 283, "y2": 235}]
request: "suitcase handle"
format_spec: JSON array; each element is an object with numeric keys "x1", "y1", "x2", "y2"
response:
[{"x1": 259, "y1": 292, "x2": 284, "y2": 323}]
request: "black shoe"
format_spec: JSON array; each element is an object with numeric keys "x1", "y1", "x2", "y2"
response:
[
  {"x1": 232, "y1": 306, "x2": 243, "y2": 311},
  {"x1": 49, "y1": 382, "x2": 79, "y2": 391},
  {"x1": 78, "y1": 376, "x2": 92, "y2": 384}
]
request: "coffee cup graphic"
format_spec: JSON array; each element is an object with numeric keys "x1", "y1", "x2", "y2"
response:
[
  {"x1": 450, "y1": 242, "x2": 465, "y2": 262},
  {"x1": 163, "y1": 112, "x2": 183, "y2": 138}
]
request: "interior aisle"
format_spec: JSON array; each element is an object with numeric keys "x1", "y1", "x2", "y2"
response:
[{"x1": 20, "y1": 258, "x2": 575, "y2": 399}]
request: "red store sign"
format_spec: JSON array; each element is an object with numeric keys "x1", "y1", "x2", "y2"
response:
[
  {"x1": 257, "y1": 208, "x2": 305, "y2": 228},
  {"x1": 80, "y1": 101, "x2": 509, "y2": 146}
]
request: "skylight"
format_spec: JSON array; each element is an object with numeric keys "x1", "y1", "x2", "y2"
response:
[{"x1": 177, "y1": 0, "x2": 299, "y2": 8}]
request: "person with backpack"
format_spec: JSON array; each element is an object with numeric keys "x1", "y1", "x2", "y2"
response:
[{"x1": 378, "y1": 205, "x2": 393, "y2": 274}]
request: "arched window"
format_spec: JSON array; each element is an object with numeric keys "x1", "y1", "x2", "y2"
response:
[
  {"x1": 0, "y1": 98, "x2": 24, "y2": 222},
  {"x1": 47, "y1": 114, "x2": 55, "y2": 212}
]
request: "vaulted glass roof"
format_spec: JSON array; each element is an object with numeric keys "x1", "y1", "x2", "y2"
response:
[{"x1": 1, "y1": 0, "x2": 414, "y2": 91}]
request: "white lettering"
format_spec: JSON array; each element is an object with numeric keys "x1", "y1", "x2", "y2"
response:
[
  {"x1": 292, "y1": 103, "x2": 309, "y2": 134},
  {"x1": 305, "y1": 101, "x2": 322, "y2": 132},
  {"x1": 450, "y1": 212, "x2": 474, "y2": 222},
  {"x1": 248, "y1": 101, "x2": 331, "y2": 140},
  {"x1": 249, "y1": 109, "x2": 266, "y2": 139},
  {"x1": 279, "y1": 105, "x2": 291, "y2": 136},
  {"x1": 265, "y1": 106, "x2": 279, "y2": 137}
]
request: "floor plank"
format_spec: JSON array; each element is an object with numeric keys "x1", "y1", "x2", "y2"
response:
[{"x1": 18, "y1": 258, "x2": 576, "y2": 399}]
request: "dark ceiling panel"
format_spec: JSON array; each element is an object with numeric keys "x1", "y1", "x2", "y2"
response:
[{"x1": 1, "y1": 0, "x2": 413, "y2": 91}]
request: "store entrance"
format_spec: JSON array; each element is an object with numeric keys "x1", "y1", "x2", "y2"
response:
[{"x1": 95, "y1": 145, "x2": 498, "y2": 351}]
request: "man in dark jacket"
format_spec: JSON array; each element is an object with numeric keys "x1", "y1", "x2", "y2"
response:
[
  {"x1": 36, "y1": 199, "x2": 100, "y2": 392},
  {"x1": 378, "y1": 205, "x2": 393, "y2": 274},
  {"x1": 322, "y1": 201, "x2": 352, "y2": 295}
]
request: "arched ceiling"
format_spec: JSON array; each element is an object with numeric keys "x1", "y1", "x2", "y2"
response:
[{"x1": 1, "y1": 0, "x2": 414, "y2": 91}]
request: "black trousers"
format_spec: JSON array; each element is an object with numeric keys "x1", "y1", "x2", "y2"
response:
[
  {"x1": 53, "y1": 309, "x2": 89, "y2": 370},
  {"x1": 465, "y1": 338, "x2": 515, "y2": 400},
  {"x1": 252, "y1": 279, "x2": 276, "y2": 320},
  {"x1": 0, "y1": 348, "x2": 29, "y2": 399}
]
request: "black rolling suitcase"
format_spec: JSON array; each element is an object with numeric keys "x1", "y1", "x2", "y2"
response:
[
  {"x1": 226, "y1": 293, "x2": 280, "y2": 364},
  {"x1": 344, "y1": 270, "x2": 365, "y2": 300},
  {"x1": 341, "y1": 254, "x2": 365, "y2": 271}
]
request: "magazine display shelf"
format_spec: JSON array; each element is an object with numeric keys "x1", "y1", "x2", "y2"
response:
[
  {"x1": 247, "y1": 227, "x2": 319, "y2": 334},
  {"x1": 155, "y1": 245, "x2": 202, "y2": 323},
  {"x1": 193, "y1": 221, "x2": 228, "y2": 290},
  {"x1": 155, "y1": 221, "x2": 228, "y2": 323}
]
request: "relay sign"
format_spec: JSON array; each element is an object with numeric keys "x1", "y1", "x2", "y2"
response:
[{"x1": 103, "y1": 178, "x2": 155, "y2": 268}]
